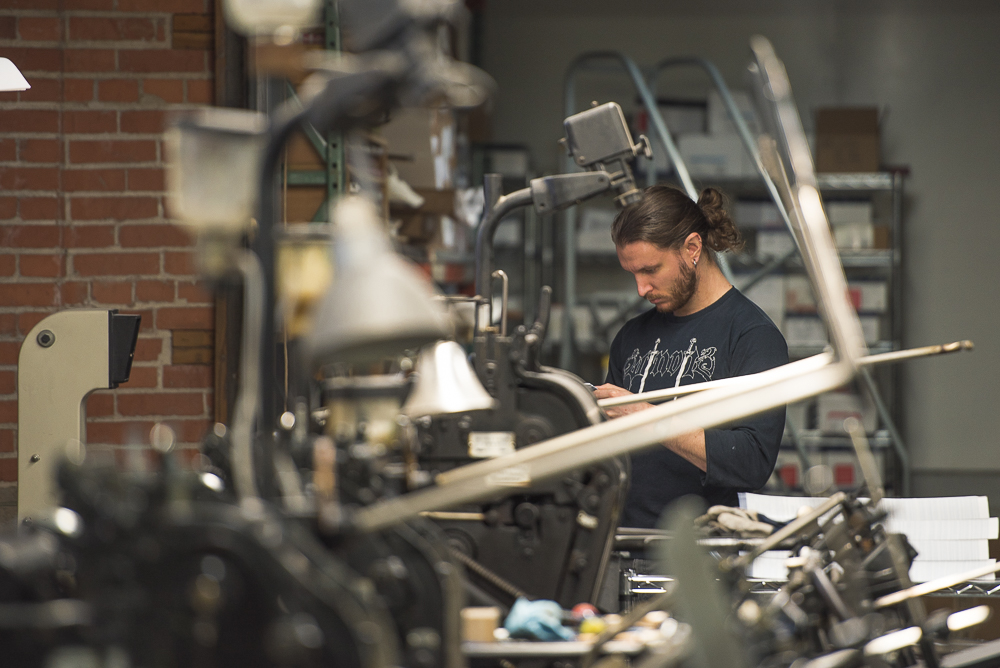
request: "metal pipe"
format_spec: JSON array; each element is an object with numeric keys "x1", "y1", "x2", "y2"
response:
[
  {"x1": 491, "y1": 270, "x2": 508, "y2": 337},
  {"x1": 475, "y1": 184, "x2": 533, "y2": 329},
  {"x1": 598, "y1": 340, "x2": 973, "y2": 408}
]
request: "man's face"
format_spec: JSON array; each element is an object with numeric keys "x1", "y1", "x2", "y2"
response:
[{"x1": 617, "y1": 241, "x2": 696, "y2": 313}]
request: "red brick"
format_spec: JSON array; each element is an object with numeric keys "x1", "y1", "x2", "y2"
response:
[
  {"x1": 156, "y1": 306, "x2": 213, "y2": 329},
  {"x1": 178, "y1": 281, "x2": 212, "y2": 304},
  {"x1": 120, "y1": 110, "x2": 165, "y2": 134},
  {"x1": 1, "y1": 47, "x2": 61, "y2": 72},
  {"x1": 0, "y1": 167, "x2": 59, "y2": 191},
  {"x1": 65, "y1": 0, "x2": 114, "y2": 9},
  {"x1": 69, "y1": 140, "x2": 157, "y2": 164},
  {"x1": 163, "y1": 364, "x2": 211, "y2": 388},
  {"x1": 164, "y1": 250, "x2": 196, "y2": 275},
  {"x1": 186, "y1": 79, "x2": 212, "y2": 104},
  {"x1": 65, "y1": 78, "x2": 95, "y2": 102},
  {"x1": 133, "y1": 337, "x2": 162, "y2": 361},
  {"x1": 20, "y1": 253, "x2": 64, "y2": 278},
  {"x1": 86, "y1": 393, "x2": 114, "y2": 417},
  {"x1": 63, "y1": 169, "x2": 126, "y2": 192},
  {"x1": 119, "y1": 49, "x2": 206, "y2": 73},
  {"x1": 0, "y1": 342, "x2": 18, "y2": 365},
  {"x1": 64, "y1": 110, "x2": 117, "y2": 134},
  {"x1": 0, "y1": 371, "x2": 14, "y2": 395},
  {"x1": 73, "y1": 252, "x2": 159, "y2": 276},
  {"x1": 121, "y1": 223, "x2": 191, "y2": 247},
  {"x1": 1, "y1": 225, "x2": 60, "y2": 248},
  {"x1": 18, "y1": 311, "x2": 52, "y2": 336},
  {"x1": 0, "y1": 400, "x2": 16, "y2": 424},
  {"x1": 71, "y1": 196, "x2": 158, "y2": 221},
  {"x1": 0, "y1": 91, "x2": 16, "y2": 104},
  {"x1": 0, "y1": 314, "x2": 15, "y2": 336},
  {"x1": 60, "y1": 281, "x2": 89, "y2": 305},
  {"x1": 0, "y1": 17, "x2": 14, "y2": 39},
  {"x1": 136, "y1": 279, "x2": 174, "y2": 302},
  {"x1": 120, "y1": 0, "x2": 207, "y2": 11},
  {"x1": 0, "y1": 429, "x2": 13, "y2": 453},
  {"x1": 20, "y1": 139, "x2": 62, "y2": 163},
  {"x1": 0, "y1": 198, "x2": 15, "y2": 219},
  {"x1": 19, "y1": 17, "x2": 62, "y2": 41},
  {"x1": 0, "y1": 255, "x2": 13, "y2": 276},
  {"x1": 98, "y1": 79, "x2": 139, "y2": 103},
  {"x1": 64, "y1": 50, "x2": 116, "y2": 73},
  {"x1": 118, "y1": 392, "x2": 204, "y2": 416},
  {"x1": 86, "y1": 419, "x2": 155, "y2": 445},
  {"x1": 0, "y1": 140, "x2": 15, "y2": 162},
  {"x1": 92, "y1": 280, "x2": 133, "y2": 304},
  {"x1": 0, "y1": 283, "x2": 56, "y2": 307},
  {"x1": 20, "y1": 198, "x2": 62, "y2": 220},
  {"x1": 0, "y1": 459, "x2": 16, "y2": 482},
  {"x1": 70, "y1": 17, "x2": 158, "y2": 42},
  {"x1": 0, "y1": 110, "x2": 59, "y2": 133},
  {"x1": 128, "y1": 168, "x2": 164, "y2": 191},
  {"x1": 20, "y1": 78, "x2": 61, "y2": 103},
  {"x1": 65, "y1": 224, "x2": 115, "y2": 247},
  {"x1": 173, "y1": 418, "x2": 211, "y2": 443},
  {"x1": 121, "y1": 365, "x2": 157, "y2": 388},
  {"x1": 143, "y1": 79, "x2": 183, "y2": 103}
]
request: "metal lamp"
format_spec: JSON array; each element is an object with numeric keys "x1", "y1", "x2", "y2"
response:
[
  {"x1": 307, "y1": 196, "x2": 451, "y2": 367},
  {"x1": 165, "y1": 108, "x2": 267, "y2": 238},
  {"x1": 401, "y1": 341, "x2": 496, "y2": 418}
]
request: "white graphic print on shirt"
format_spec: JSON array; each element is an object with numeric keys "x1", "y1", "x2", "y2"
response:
[{"x1": 622, "y1": 337, "x2": 717, "y2": 392}]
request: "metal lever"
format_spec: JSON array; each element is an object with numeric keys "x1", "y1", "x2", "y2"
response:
[{"x1": 491, "y1": 270, "x2": 509, "y2": 337}]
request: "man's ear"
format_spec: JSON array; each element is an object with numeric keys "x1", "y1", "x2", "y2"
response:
[{"x1": 683, "y1": 232, "x2": 703, "y2": 261}]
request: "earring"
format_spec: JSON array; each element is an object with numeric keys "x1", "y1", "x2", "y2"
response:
[{"x1": 693, "y1": 257, "x2": 698, "y2": 269}]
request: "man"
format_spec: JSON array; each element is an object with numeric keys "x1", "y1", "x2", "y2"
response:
[{"x1": 594, "y1": 185, "x2": 788, "y2": 528}]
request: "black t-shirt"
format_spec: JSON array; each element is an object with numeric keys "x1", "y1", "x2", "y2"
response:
[{"x1": 605, "y1": 287, "x2": 788, "y2": 528}]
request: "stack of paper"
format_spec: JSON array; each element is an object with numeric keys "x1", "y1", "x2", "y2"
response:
[{"x1": 739, "y1": 494, "x2": 998, "y2": 583}]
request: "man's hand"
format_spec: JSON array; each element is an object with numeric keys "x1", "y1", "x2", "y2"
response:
[{"x1": 593, "y1": 383, "x2": 654, "y2": 419}]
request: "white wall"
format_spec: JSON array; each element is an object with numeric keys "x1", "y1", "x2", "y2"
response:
[{"x1": 480, "y1": 0, "x2": 1000, "y2": 484}]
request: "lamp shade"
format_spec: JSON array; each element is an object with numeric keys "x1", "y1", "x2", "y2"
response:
[
  {"x1": 401, "y1": 341, "x2": 496, "y2": 417},
  {"x1": 307, "y1": 197, "x2": 450, "y2": 367}
]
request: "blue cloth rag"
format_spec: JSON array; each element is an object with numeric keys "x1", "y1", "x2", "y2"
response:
[{"x1": 503, "y1": 597, "x2": 575, "y2": 641}]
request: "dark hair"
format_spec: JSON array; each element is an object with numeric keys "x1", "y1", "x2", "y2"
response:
[{"x1": 610, "y1": 185, "x2": 744, "y2": 256}]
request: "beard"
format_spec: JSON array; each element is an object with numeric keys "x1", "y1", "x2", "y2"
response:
[{"x1": 648, "y1": 260, "x2": 697, "y2": 313}]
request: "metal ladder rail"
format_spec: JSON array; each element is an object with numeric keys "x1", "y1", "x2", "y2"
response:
[{"x1": 560, "y1": 51, "x2": 732, "y2": 370}]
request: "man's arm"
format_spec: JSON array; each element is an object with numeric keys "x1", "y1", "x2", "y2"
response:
[{"x1": 593, "y1": 383, "x2": 708, "y2": 470}]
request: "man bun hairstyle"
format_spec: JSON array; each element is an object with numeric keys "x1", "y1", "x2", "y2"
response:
[{"x1": 611, "y1": 185, "x2": 744, "y2": 256}]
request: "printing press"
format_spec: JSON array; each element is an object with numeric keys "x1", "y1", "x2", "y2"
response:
[{"x1": 5, "y1": 2, "x2": 999, "y2": 668}]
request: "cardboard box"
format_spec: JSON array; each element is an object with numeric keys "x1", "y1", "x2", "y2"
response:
[
  {"x1": 677, "y1": 133, "x2": 755, "y2": 179},
  {"x1": 827, "y1": 201, "x2": 873, "y2": 225},
  {"x1": 785, "y1": 276, "x2": 817, "y2": 314},
  {"x1": 817, "y1": 391, "x2": 877, "y2": 434},
  {"x1": 784, "y1": 316, "x2": 826, "y2": 346},
  {"x1": 707, "y1": 90, "x2": 759, "y2": 136},
  {"x1": 742, "y1": 275, "x2": 785, "y2": 329},
  {"x1": 734, "y1": 200, "x2": 782, "y2": 228},
  {"x1": 756, "y1": 229, "x2": 796, "y2": 261},
  {"x1": 847, "y1": 281, "x2": 888, "y2": 313},
  {"x1": 381, "y1": 108, "x2": 456, "y2": 189},
  {"x1": 815, "y1": 107, "x2": 880, "y2": 173}
]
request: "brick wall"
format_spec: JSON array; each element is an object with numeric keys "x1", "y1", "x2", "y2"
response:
[{"x1": 0, "y1": 0, "x2": 218, "y2": 522}]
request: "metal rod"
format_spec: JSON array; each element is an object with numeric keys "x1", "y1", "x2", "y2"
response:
[
  {"x1": 491, "y1": 270, "x2": 508, "y2": 337},
  {"x1": 598, "y1": 340, "x2": 973, "y2": 408},
  {"x1": 875, "y1": 562, "x2": 1000, "y2": 610}
]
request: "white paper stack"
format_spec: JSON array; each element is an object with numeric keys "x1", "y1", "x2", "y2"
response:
[{"x1": 740, "y1": 494, "x2": 998, "y2": 583}]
